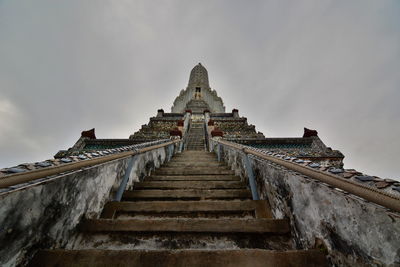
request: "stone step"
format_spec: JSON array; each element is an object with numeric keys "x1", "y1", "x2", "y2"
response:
[
  {"x1": 134, "y1": 181, "x2": 246, "y2": 190},
  {"x1": 31, "y1": 249, "x2": 327, "y2": 267},
  {"x1": 164, "y1": 162, "x2": 225, "y2": 167},
  {"x1": 146, "y1": 175, "x2": 241, "y2": 181},
  {"x1": 158, "y1": 165, "x2": 231, "y2": 171},
  {"x1": 113, "y1": 211, "x2": 254, "y2": 220},
  {"x1": 186, "y1": 145, "x2": 205, "y2": 147},
  {"x1": 101, "y1": 200, "x2": 272, "y2": 219},
  {"x1": 80, "y1": 218, "x2": 290, "y2": 234},
  {"x1": 170, "y1": 158, "x2": 218, "y2": 163},
  {"x1": 186, "y1": 144, "x2": 205, "y2": 146},
  {"x1": 122, "y1": 189, "x2": 252, "y2": 200},
  {"x1": 155, "y1": 168, "x2": 234, "y2": 175},
  {"x1": 173, "y1": 154, "x2": 215, "y2": 158},
  {"x1": 158, "y1": 166, "x2": 230, "y2": 170},
  {"x1": 177, "y1": 151, "x2": 214, "y2": 154},
  {"x1": 69, "y1": 232, "x2": 292, "y2": 250}
]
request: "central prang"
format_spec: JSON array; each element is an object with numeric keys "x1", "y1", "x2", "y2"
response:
[{"x1": 171, "y1": 63, "x2": 225, "y2": 113}]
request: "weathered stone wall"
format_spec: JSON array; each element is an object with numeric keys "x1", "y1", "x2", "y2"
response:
[
  {"x1": 213, "y1": 142, "x2": 400, "y2": 266},
  {"x1": 0, "y1": 144, "x2": 178, "y2": 267}
]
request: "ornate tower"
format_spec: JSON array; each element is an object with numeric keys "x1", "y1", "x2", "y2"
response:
[
  {"x1": 171, "y1": 63, "x2": 225, "y2": 113},
  {"x1": 188, "y1": 63, "x2": 209, "y2": 100}
]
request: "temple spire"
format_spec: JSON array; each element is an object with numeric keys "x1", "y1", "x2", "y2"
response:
[{"x1": 188, "y1": 63, "x2": 210, "y2": 89}]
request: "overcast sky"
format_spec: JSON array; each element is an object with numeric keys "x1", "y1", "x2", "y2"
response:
[{"x1": 0, "y1": 0, "x2": 399, "y2": 179}]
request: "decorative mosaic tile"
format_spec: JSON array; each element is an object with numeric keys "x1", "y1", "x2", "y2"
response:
[
  {"x1": 308, "y1": 163, "x2": 320, "y2": 168},
  {"x1": 36, "y1": 161, "x2": 52, "y2": 168},
  {"x1": 329, "y1": 168, "x2": 344, "y2": 174},
  {"x1": 392, "y1": 187, "x2": 400, "y2": 193},
  {"x1": 60, "y1": 158, "x2": 73, "y2": 163},
  {"x1": 384, "y1": 179, "x2": 397, "y2": 183},
  {"x1": 50, "y1": 159, "x2": 63, "y2": 166},
  {"x1": 18, "y1": 163, "x2": 36, "y2": 170},
  {"x1": 343, "y1": 172, "x2": 355, "y2": 179},
  {"x1": 375, "y1": 181, "x2": 391, "y2": 189},
  {"x1": 373, "y1": 177, "x2": 383, "y2": 182},
  {"x1": 354, "y1": 176, "x2": 375, "y2": 182},
  {"x1": 6, "y1": 167, "x2": 26, "y2": 173}
]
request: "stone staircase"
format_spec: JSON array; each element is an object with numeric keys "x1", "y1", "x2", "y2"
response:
[
  {"x1": 185, "y1": 120, "x2": 205, "y2": 150},
  {"x1": 185, "y1": 99, "x2": 210, "y2": 114},
  {"x1": 30, "y1": 151, "x2": 327, "y2": 267}
]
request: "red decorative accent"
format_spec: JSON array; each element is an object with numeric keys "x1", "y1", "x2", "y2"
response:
[
  {"x1": 203, "y1": 109, "x2": 210, "y2": 114},
  {"x1": 232, "y1": 109, "x2": 239, "y2": 113},
  {"x1": 185, "y1": 109, "x2": 192, "y2": 114},
  {"x1": 177, "y1": 120, "x2": 184, "y2": 126},
  {"x1": 81, "y1": 128, "x2": 96, "y2": 139},
  {"x1": 211, "y1": 128, "x2": 223, "y2": 137},
  {"x1": 303, "y1": 127, "x2": 318, "y2": 138},
  {"x1": 208, "y1": 120, "x2": 215, "y2": 126},
  {"x1": 170, "y1": 128, "x2": 182, "y2": 138}
]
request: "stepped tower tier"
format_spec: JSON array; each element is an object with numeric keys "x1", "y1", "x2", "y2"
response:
[{"x1": 171, "y1": 63, "x2": 225, "y2": 113}]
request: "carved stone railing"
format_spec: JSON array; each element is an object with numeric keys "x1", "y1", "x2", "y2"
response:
[
  {"x1": 211, "y1": 137, "x2": 400, "y2": 266},
  {"x1": 181, "y1": 111, "x2": 191, "y2": 150},
  {"x1": 211, "y1": 138, "x2": 400, "y2": 212},
  {"x1": 0, "y1": 138, "x2": 183, "y2": 266},
  {"x1": 0, "y1": 139, "x2": 181, "y2": 190}
]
